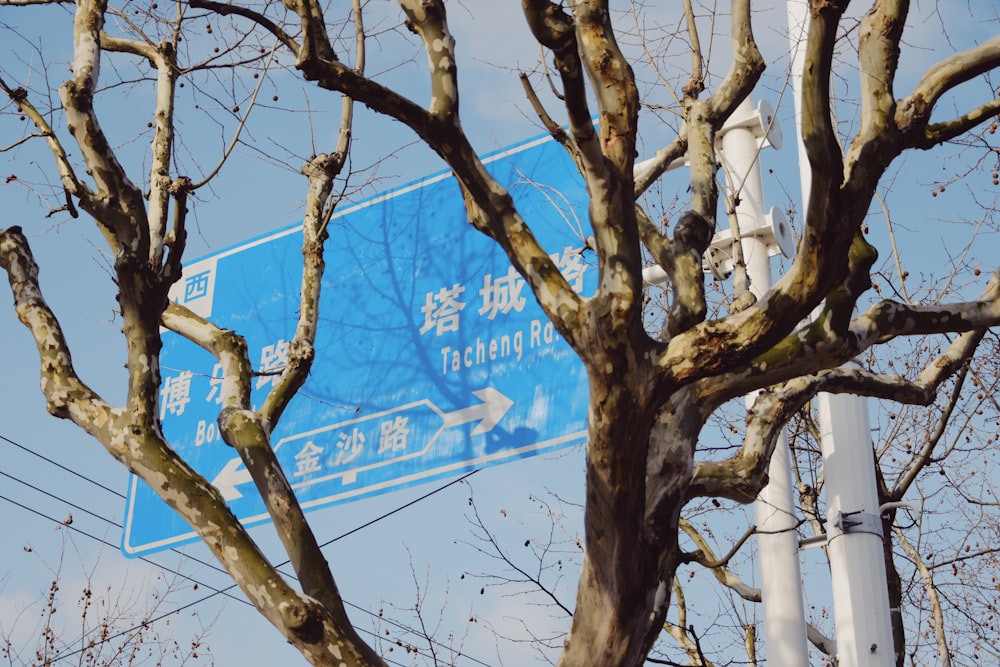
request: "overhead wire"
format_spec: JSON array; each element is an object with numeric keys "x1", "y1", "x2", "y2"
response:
[
  {"x1": 0, "y1": 491, "x2": 441, "y2": 666},
  {"x1": 0, "y1": 432, "x2": 123, "y2": 497},
  {"x1": 0, "y1": 437, "x2": 253, "y2": 601},
  {"x1": 0, "y1": 486, "x2": 249, "y2": 606},
  {"x1": 0, "y1": 431, "x2": 493, "y2": 666},
  {"x1": 0, "y1": 467, "x2": 123, "y2": 528}
]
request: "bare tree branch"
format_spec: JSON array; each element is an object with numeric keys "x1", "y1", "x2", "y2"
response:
[
  {"x1": 897, "y1": 35, "x2": 1000, "y2": 145},
  {"x1": 0, "y1": 74, "x2": 89, "y2": 209}
]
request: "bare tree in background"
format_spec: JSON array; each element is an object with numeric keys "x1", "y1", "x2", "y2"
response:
[
  {"x1": 2, "y1": 534, "x2": 215, "y2": 666},
  {"x1": 3, "y1": 0, "x2": 1000, "y2": 665}
]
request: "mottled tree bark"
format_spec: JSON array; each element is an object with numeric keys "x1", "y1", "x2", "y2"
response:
[
  {"x1": 4, "y1": 0, "x2": 1000, "y2": 665},
  {"x1": 2, "y1": 0, "x2": 382, "y2": 664}
]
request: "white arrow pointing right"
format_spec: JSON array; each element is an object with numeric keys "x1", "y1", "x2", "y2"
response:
[{"x1": 441, "y1": 387, "x2": 514, "y2": 436}]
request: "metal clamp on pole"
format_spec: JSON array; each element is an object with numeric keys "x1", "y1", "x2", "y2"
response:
[{"x1": 827, "y1": 510, "x2": 884, "y2": 543}]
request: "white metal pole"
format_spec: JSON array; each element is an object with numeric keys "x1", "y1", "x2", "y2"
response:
[
  {"x1": 720, "y1": 99, "x2": 810, "y2": 667},
  {"x1": 786, "y1": 2, "x2": 895, "y2": 665},
  {"x1": 786, "y1": 0, "x2": 812, "y2": 202},
  {"x1": 817, "y1": 391, "x2": 896, "y2": 666}
]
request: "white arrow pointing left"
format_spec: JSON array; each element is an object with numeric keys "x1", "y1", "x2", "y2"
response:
[{"x1": 211, "y1": 456, "x2": 253, "y2": 501}]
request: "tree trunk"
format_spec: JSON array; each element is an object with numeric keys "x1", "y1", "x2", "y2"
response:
[{"x1": 558, "y1": 374, "x2": 694, "y2": 666}]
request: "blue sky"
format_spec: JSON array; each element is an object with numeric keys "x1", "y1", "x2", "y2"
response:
[
  {"x1": 2, "y1": 1, "x2": 999, "y2": 665},
  {"x1": 0, "y1": 3, "x2": 592, "y2": 663}
]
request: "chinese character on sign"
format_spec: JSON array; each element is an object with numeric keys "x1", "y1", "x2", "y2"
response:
[
  {"x1": 419, "y1": 284, "x2": 466, "y2": 336},
  {"x1": 205, "y1": 363, "x2": 224, "y2": 404},
  {"x1": 183, "y1": 270, "x2": 212, "y2": 302},
  {"x1": 160, "y1": 371, "x2": 193, "y2": 419},
  {"x1": 478, "y1": 266, "x2": 526, "y2": 319},
  {"x1": 334, "y1": 428, "x2": 366, "y2": 466},
  {"x1": 293, "y1": 440, "x2": 324, "y2": 477},
  {"x1": 256, "y1": 339, "x2": 289, "y2": 389},
  {"x1": 378, "y1": 416, "x2": 410, "y2": 454},
  {"x1": 551, "y1": 246, "x2": 588, "y2": 293}
]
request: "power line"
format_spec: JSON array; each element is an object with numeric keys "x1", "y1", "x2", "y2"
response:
[
  {"x1": 0, "y1": 432, "x2": 123, "y2": 498},
  {"x1": 0, "y1": 477, "x2": 486, "y2": 665},
  {"x1": 0, "y1": 468, "x2": 123, "y2": 528},
  {"x1": 318, "y1": 470, "x2": 477, "y2": 547},
  {"x1": 0, "y1": 437, "x2": 253, "y2": 586},
  {"x1": 0, "y1": 490, "x2": 248, "y2": 606},
  {"x1": 0, "y1": 431, "x2": 493, "y2": 666}
]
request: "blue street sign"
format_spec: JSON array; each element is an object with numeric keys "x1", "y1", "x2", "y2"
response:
[{"x1": 122, "y1": 134, "x2": 595, "y2": 556}]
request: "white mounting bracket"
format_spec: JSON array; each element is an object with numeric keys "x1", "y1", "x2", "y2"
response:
[
  {"x1": 702, "y1": 206, "x2": 796, "y2": 280},
  {"x1": 719, "y1": 99, "x2": 783, "y2": 151},
  {"x1": 638, "y1": 98, "x2": 792, "y2": 284}
]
